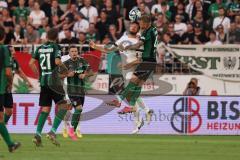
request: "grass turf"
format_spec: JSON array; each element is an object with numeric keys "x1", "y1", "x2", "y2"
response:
[{"x1": 0, "y1": 134, "x2": 240, "y2": 160}]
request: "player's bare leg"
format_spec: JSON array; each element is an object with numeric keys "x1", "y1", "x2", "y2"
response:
[
  {"x1": 62, "y1": 110, "x2": 72, "y2": 138},
  {"x1": 131, "y1": 105, "x2": 144, "y2": 134}
]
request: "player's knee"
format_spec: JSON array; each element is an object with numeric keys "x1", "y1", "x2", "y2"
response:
[
  {"x1": 58, "y1": 103, "x2": 68, "y2": 110},
  {"x1": 75, "y1": 105, "x2": 82, "y2": 110},
  {"x1": 0, "y1": 112, "x2": 4, "y2": 122},
  {"x1": 42, "y1": 107, "x2": 51, "y2": 113},
  {"x1": 4, "y1": 109, "x2": 12, "y2": 116}
]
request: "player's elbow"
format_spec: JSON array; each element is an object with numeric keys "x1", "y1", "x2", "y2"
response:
[{"x1": 5, "y1": 68, "x2": 12, "y2": 77}]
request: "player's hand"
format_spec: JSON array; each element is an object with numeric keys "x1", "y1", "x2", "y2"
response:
[
  {"x1": 123, "y1": 64, "x2": 132, "y2": 70},
  {"x1": 67, "y1": 71, "x2": 75, "y2": 77},
  {"x1": 27, "y1": 82, "x2": 33, "y2": 89},
  {"x1": 79, "y1": 74, "x2": 86, "y2": 79},
  {"x1": 118, "y1": 44, "x2": 125, "y2": 51},
  {"x1": 7, "y1": 83, "x2": 12, "y2": 93},
  {"x1": 89, "y1": 41, "x2": 96, "y2": 49}
]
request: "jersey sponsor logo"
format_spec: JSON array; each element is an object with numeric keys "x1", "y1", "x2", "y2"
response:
[{"x1": 39, "y1": 48, "x2": 54, "y2": 53}]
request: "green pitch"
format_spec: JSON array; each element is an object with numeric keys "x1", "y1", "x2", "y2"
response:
[{"x1": 0, "y1": 135, "x2": 240, "y2": 160}]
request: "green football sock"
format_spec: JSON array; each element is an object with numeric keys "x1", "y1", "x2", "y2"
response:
[
  {"x1": 4, "y1": 113, "x2": 11, "y2": 124},
  {"x1": 120, "y1": 82, "x2": 138, "y2": 101},
  {"x1": 71, "y1": 109, "x2": 82, "y2": 132},
  {"x1": 36, "y1": 112, "x2": 49, "y2": 136},
  {"x1": 0, "y1": 122, "x2": 14, "y2": 146},
  {"x1": 51, "y1": 109, "x2": 67, "y2": 133},
  {"x1": 129, "y1": 86, "x2": 142, "y2": 106}
]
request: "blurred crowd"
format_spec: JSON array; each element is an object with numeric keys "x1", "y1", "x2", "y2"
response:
[{"x1": 0, "y1": 0, "x2": 239, "y2": 46}]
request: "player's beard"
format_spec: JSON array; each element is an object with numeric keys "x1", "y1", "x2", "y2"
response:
[{"x1": 129, "y1": 31, "x2": 138, "y2": 36}]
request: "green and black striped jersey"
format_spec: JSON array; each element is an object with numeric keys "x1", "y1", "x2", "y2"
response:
[
  {"x1": 0, "y1": 45, "x2": 12, "y2": 94},
  {"x1": 140, "y1": 26, "x2": 158, "y2": 62},
  {"x1": 32, "y1": 41, "x2": 61, "y2": 86},
  {"x1": 64, "y1": 57, "x2": 90, "y2": 95}
]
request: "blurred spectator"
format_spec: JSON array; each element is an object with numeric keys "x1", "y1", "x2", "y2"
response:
[
  {"x1": 213, "y1": 7, "x2": 230, "y2": 33},
  {"x1": 234, "y1": 15, "x2": 240, "y2": 43},
  {"x1": 60, "y1": 3, "x2": 78, "y2": 29},
  {"x1": 80, "y1": 0, "x2": 98, "y2": 24},
  {"x1": 2, "y1": 8, "x2": 14, "y2": 30},
  {"x1": 192, "y1": 23, "x2": 208, "y2": 44},
  {"x1": 4, "y1": 27, "x2": 14, "y2": 44},
  {"x1": 19, "y1": 18, "x2": 27, "y2": 34},
  {"x1": 154, "y1": 13, "x2": 168, "y2": 33},
  {"x1": 208, "y1": 0, "x2": 226, "y2": 18},
  {"x1": 40, "y1": 26, "x2": 50, "y2": 43},
  {"x1": 28, "y1": 0, "x2": 35, "y2": 12},
  {"x1": 123, "y1": 0, "x2": 137, "y2": 31},
  {"x1": 185, "y1": 0, "x2": 195, "y2": 20},
  {"x1": 151, "y1": 0, "x2": 165, "y2": 17},
  {"x1": 28, "y1": 2, "x2": 46, "y2": 29},
  {"x1": 13, "y1": 0, "x2": 30, "y2": 25},
  {"x1": 216, "y1": 24, "x2": 227, "y2": 43},
  {"x1": 50, "y1": 0, "x2": 64, "y2": 18},
  {"x1": 13, "y1": 24, "x2": 24, "y2": 44},
  {"x1": 103, "y1": 0, "x2": 122, "y2": 34},
  {"x1": 172, "y1": 3, "x2": 189, "y2": 23},
  {"x1": 86, "y1": 23, "x2": 100, "y2": 43},
  {"x1": 107, "y1": 24, "x2": 121, "y2": 42},
  {"x1": 78, "y1": 32, "x2": 89, "y2": 52},
  {"x1": 161, "y1": 1, "x2": 172, "y2": 22},
  {"x1": 0, "y1": 0, "x2": 8, "y2": 11},
  {"x1": 60, "y1": 29, "x2": 79, "y2": 44},
  {"x1": 160, "y1": 33, "x2": 174, "y2": 73},
  {"x1": 144, "y1": 0, "x2": 155, "y2": 11},
  {"x1": 192, "y1": 11, "x2": 207, "y2": 30},
  {"x1": 192, "y1": 0, "x2": 209, "y2": 21},
  {"x1": 205, "y1": 31, "x2": 222, "y2": 45},
  {"x1": 58, "y1": 24, "x2": 75, "y2": 42},
  {"x1": 137, "y1": 1, "x2": 150, "y2": 15},
  {"x1": 167, "y1": 23, "x2": 181, "y2": 44},
  {"x1": 174, "y1": 14, "x2": 187, "y2": 36},
  {"x1": 24, "y1": 25, "x2": 40, "y2": 44},
  {"x1": 227, "y1": 0, "x2": 240, "y2": 21},
  {"x1": 183, "y1": 78, "x2": 201, "y2": 96},
  {"x1": 228, "y1": 22, "x2": 237, "y2": 43},
  {"x1": 40, "y1": 0, "x2": 52, "y2": 18},
  {"x1": 73, "y1": 12, "x2": 89, "y2": 34},
  {"x1": 169, "y1": 0, "x2": 180, "y2": 17},
  {"x1": 96, "y1": 9, "x2": 110, "y2": 42},
  {"x1": 38, "y1": 18, "x2": 49, "y2": 39},
  {"x1": 181, "y1": 23, "x2": 194, "y2": 44}
]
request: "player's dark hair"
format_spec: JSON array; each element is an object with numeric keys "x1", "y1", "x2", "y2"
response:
[
  {"x1": 69, "y1": 45, "x2": 78, "y2": 51},
  {"x1": 0, "y1": 25, "x2": 5, "y2": 41},
  {"x1": 139, "y1": 14, "x2": 151, "y2": 24},
  {"x1": 47, "y1": 28, "x2": 59, "y2": 41}
]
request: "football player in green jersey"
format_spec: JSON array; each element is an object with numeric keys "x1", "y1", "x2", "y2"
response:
[
  {"x1": 107, "y1": 15, "x2": 158, "y2": 114},
  {"x1": 62, "y1": 45, "x2": 92, "y2": 140},
  {"x1": 3, "y1": 46, "x2": 33, "y2": 125},
  {"x1": 0, "y1": 26, "x2": 21, "y2": 152},
  {"x1": 29, "y1": 28, "x2": 69, "y2": 147}
]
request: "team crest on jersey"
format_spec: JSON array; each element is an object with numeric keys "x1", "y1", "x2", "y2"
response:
[{"x1": 120, "y1": 40, "x2": 133, "y2": 48}]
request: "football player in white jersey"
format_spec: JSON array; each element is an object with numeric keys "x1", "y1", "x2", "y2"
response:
[{"x1": 90, "y1": 22, "x2": 153, "y2": 134}]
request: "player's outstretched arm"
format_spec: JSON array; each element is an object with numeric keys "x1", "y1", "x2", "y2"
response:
[
  {"x1": 16, "y1": 68, "x2": 33, "y2": 88},
  {"x1": 124, "y1": 40, "x2": 144, "y2": 50},
  {"x1": 29, "y1": 58, "x2": 39, "y2": 78},
  {"x1": 89, "y1": 41, "x2": 118, "y2": 53}
]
